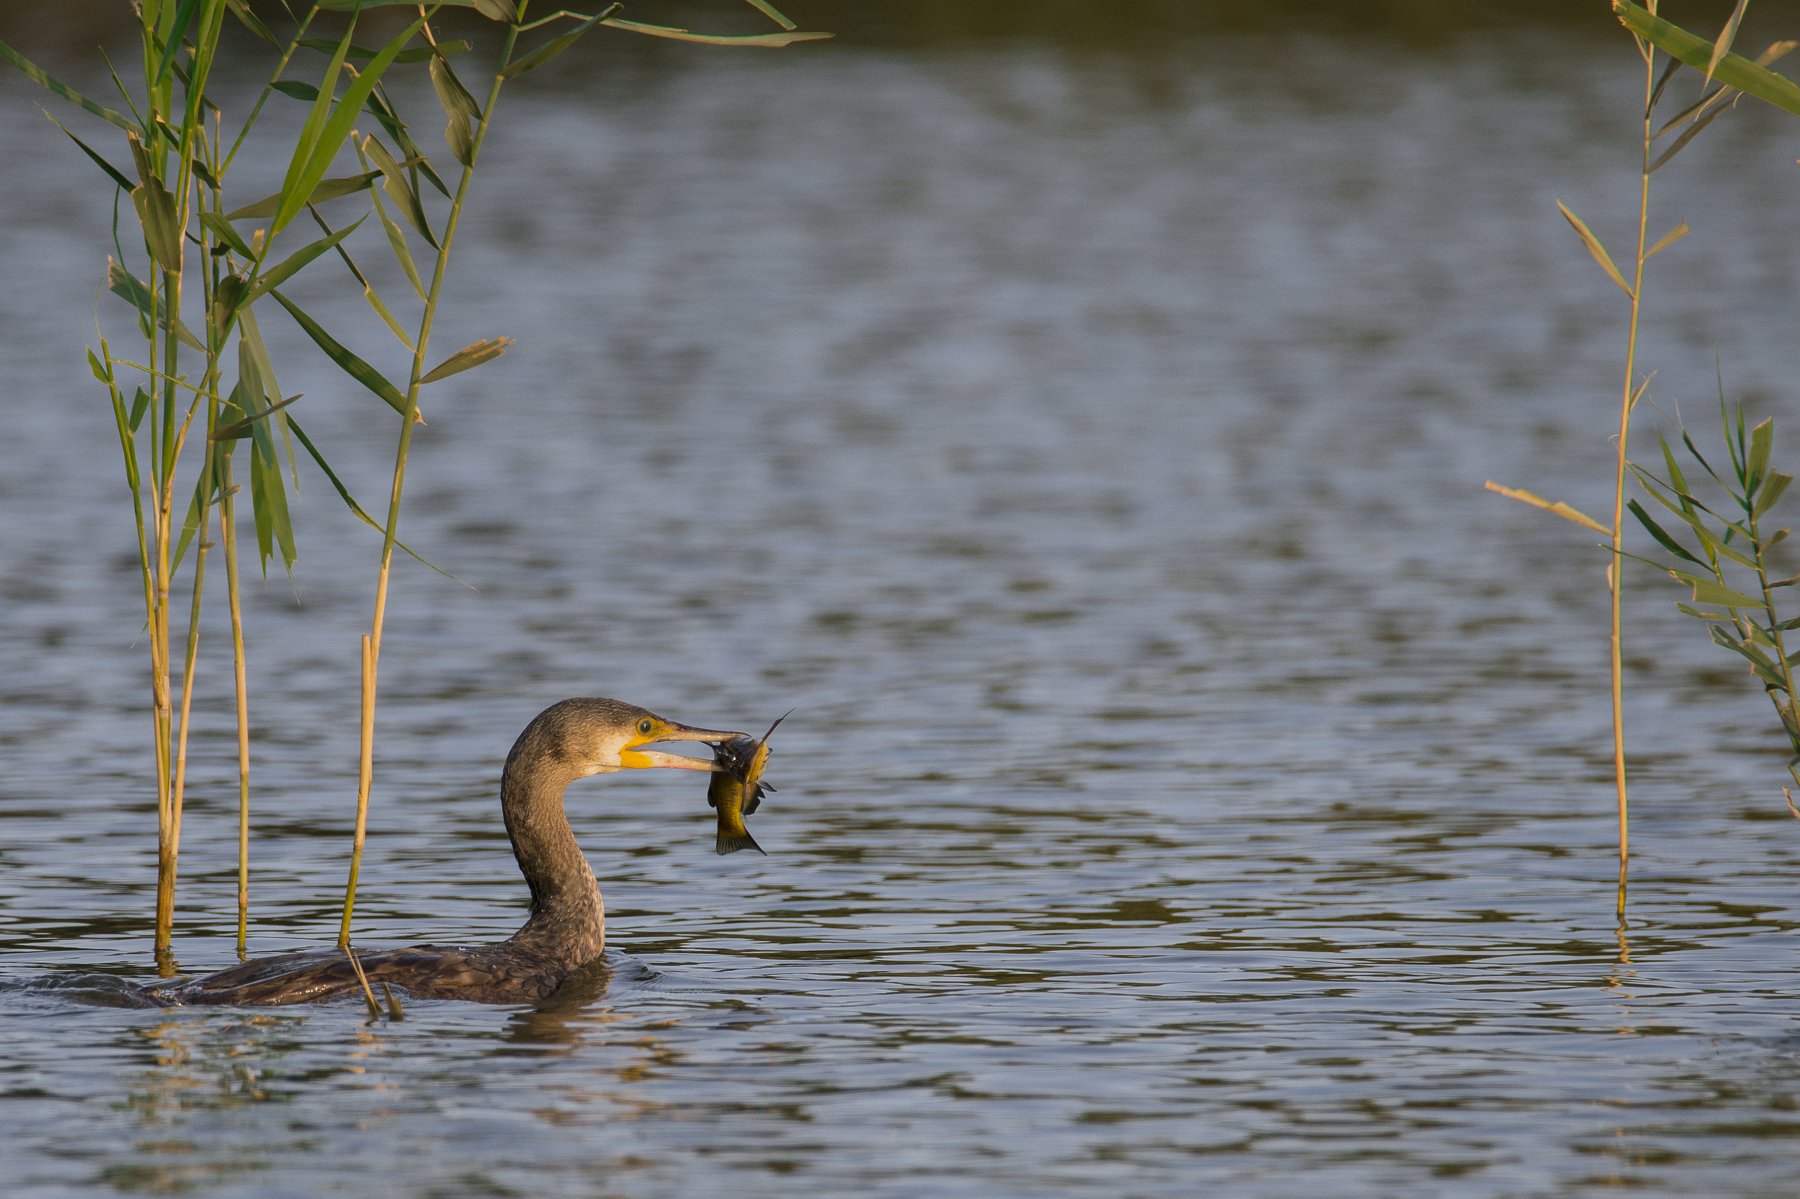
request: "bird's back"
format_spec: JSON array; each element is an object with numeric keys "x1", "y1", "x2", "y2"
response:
[{"x1": 155, "y1": 941, "x2": 577, "y2": 1006}]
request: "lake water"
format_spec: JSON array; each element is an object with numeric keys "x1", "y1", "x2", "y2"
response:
[{"x1": 5, "y1": 7, "x2": 1800, "y2": 1197}]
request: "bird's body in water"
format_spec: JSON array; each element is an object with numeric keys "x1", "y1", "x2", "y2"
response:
[{"x1": 153, "y1": 698, "x2": 745, "y2": 1007}]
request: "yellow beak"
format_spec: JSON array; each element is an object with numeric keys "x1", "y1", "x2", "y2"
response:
[{"x1": 618, "y1": 718, "x2": 747, "y2": 772}]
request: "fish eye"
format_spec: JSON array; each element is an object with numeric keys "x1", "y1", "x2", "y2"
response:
[{"x1": 637, "y1": 718, "x2": 655, "y2": 736}]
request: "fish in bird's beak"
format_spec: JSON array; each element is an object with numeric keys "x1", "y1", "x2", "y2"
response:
[
  {"x1": 708, "y1": 712, "x2": 788, "y2": 855},
  {"x1": 618, "y1": 716, "x2": 748, "y2": 772}
]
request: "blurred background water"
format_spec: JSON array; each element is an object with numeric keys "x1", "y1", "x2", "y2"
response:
[{"x1": 5, "y1": 2, "x2": 1800, "y2": 1196}]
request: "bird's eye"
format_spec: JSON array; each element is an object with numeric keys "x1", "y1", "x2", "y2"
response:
[{"x1": 637, "y1": 718, "x2": 655, "y2": 736}]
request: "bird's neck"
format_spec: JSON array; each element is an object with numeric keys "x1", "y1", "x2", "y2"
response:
[{"x1": 499, "y1": 755, "x2": 606, "y2": 964}]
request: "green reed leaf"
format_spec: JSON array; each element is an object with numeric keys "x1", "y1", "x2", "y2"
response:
[
  {"x1": 1712, "y1": 625, "x2": 1788, "y2": 688},
  {"x1": 211, "y1": 391, "x2": 300, "y2": 441},
  {"x1": 210, "y1": 272, "x2": 247, "y2": 328},
  {"x1": 271, "y1": 79, "x2": 319, "y2": 103},
  {"x1": 132, "y1": 183, "x2": 186, "y2": 275},
  {"x1": 46, "y1": 114, "x2": 133, "y2": 192},
  {"x1": 1484, "y1": 481, "x2": 1610, "y2": 534},
  {"x1": 744, "y1": 0, "x2": 799, "y2": 31},
  {"x1": 296, "y1": 37, "x2": 471, "y2": 64},
  {"x1": 224, "y1": 0, "x2": 278, "y2": 46},
  {"x1": 444, "y1": 112, "x2": 474, "y2": 167},
  {"x1": 1627, "y1": 499, "x2": 1704, "y2": 565},
  {"x1": 1688, "y1": 576, "x2": 1766, "y2": 609},
  {"x1": 430, "y1": 55, "x2": 482, "y2": 123},
  {"x1": 363, "y1": 85, "x2": 449, "y2": 202},
  {"x1": 1708, "y1": 0, "x2": 1752, "y2": 87},
  {"x1": 275, "y1": 16, "x2": 423, "y2": 235},
  {"x1": 600, "y1": 16, "x2": 834, "y2": 47},
  {"x1": 1724, "y1": 399, "x2": 1749, "y2": 482},
  {"x1": 286, "y1": 414, "x2": 447, "y2": 576},
  {"x1": 108, "y1": 259, "x2": 205, "y2": 350},
  {"x1": 369, "y1": 180, "x2": 426, "y2": 301},
  {"x1": 1648, "y1": 46, "x2": 1683, "y2": 113},
  {"x1": 1677, "y1": 602, "x2": 1734, "y2": 622},
  {"x1": 1651, "y1": 93, "x2": 1733, "y2": 172},
  {"x1": 1555, "y1": 200, "x2": 1632, "y2": 299},
  {"x1": 235, "y1": 311, "x2": 284, "y2": 471},
  {"x1": 171, "y1": 452, "x2": 215, "y2": 574},
  {"x1": 1635, "y1": 471, "x2": 1743, "y2": 556},
  {"x1": 276, "y1": 16, "x2": 354, "y2": 233},
  {"x1": 102, "y1": 359, "x2": 144, "y2": 494},
  {"x1": 199, "y1": 211, "x2": 253, "y2": 256},
  {"x1": 504, "y1": 7, "x2": 616, "y2": 78},
  {"x1": 1759, "y1": 472, "x2": 1794, "y2": 516},
  {"x1": 153, "y1": 0, "x2": 205, "y2": 87},
  {"x1": 126, "y1": 132, "x2": 184, "y2": 274},
  {"x1": 1748, "y1": 416, "x2": 1775, "y2": 495},
  {"x1": 0, "y1": 38, "x2": 138, "y2": 132},
  {"x1": 1645, "y1": 221, "x2": 1690, "y2": 259},
  {"x1": 362, "y1": 283, "x2": 415, "y2": 350},
  {"x1": 419, "y1": 336, "x2": 514, "y2": 384},
  {"x1": 227, "y1": 169, "x2": 380, "y2": 219},
  {"x1": 361, "y1": 134, "x2": 435, "y2": 252},
  {"x1": 472, "y1": 0, "x2": 519, "y2": 22},
  {"x1": 1659, "y1": 433, "x2": 1693, "y2": 498},
  {"x1": 1678, "y1": 426, "x2": 1726, "y2": 487},
  {"x1": 269, "y1": 287, "x2": 413, "y2": 419},
  {"x1": 1714, "y1": 540, "x2": 1761, "y2": 571},
  {"x1": 250, "y1": 431, "x2": 298, "y2": 572},
  {"x1": 284, "y1": 414, "x2": 378, "y2": 530},
  {"x1": 429, "y1": 55, "x2": 480, "y2": 166},
  {"x1": 241, "y1": 307, "x2": 307, "y2": 485},
  {"x1": 314, "y1": 0, "x2": 478, "y2": 7},
  {"x1": 1617, "y1": 3, "x2": 1800, "y2": 118},
  {"x1": 242, "y1": 215, "x2": 365, "y2": 306}
]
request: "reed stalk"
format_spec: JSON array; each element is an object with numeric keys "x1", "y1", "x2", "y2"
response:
[
  {"x1": 220, "y1": 463, "x2": 252, "y2": 957},
  {"x1": 1486, "y1": 24, "x2": 1664, "y2": 925},
  {"x1": 331, "y1": 0, "x2": 829, "y2": 943},
  {"x1": 1604, "y1": 23, "x2": 1660, "y2": 924},
  {"x1": 1483, "y1": 0, "x2": 1795, "y2": 921},
  {"x1": 1483, "y1": 3, "x2": 1800, "y2": 923},
  {"x1": 338, "y1": 11, "x2": 524, "y2": 946}
]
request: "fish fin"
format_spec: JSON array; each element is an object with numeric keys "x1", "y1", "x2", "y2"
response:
[{"x1": 716, "y1": 825, "x2": 766, "y2": 856}]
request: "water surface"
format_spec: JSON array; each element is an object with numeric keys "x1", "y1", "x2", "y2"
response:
[{"x1": 5, "y1": 12, "x2": 1800, "y2": 1198}]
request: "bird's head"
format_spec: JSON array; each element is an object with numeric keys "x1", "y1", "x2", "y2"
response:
[{"x1": 519, "y1": 697, "x2": 745, "y2": 780}]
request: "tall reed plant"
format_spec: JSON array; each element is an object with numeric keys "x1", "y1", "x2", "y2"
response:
[
  {"x1": 1485, "y1": 1, "x2": 1673, "y2": 920},
  {"x1": 1485, "y1": 0, "x2": 1800, "y2": 918},
  {"x1": 1, "y1": 0, "x2": 826, "y2": 969}
]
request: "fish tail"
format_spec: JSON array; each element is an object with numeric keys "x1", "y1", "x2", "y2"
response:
[{"x1": 716, "y1": 820, "x2": 766, "y2": 856}]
